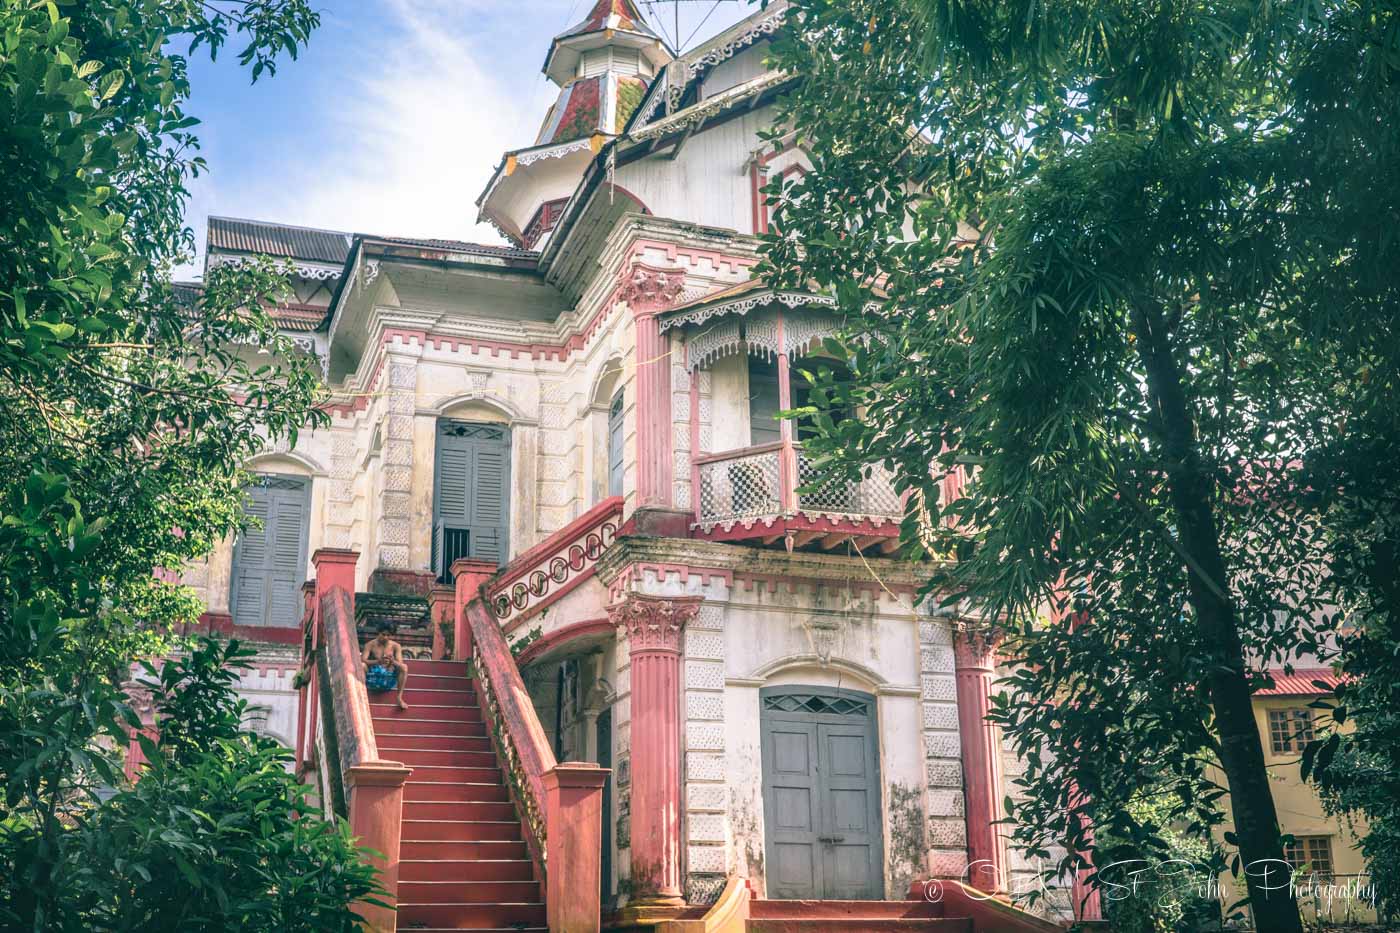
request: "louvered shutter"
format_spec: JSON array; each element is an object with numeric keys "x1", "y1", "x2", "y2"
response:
[
  {"x1": 434, "y1": 422, "x2": 510, "y2": 575},
  {"x1": 470, "y1": 442, "x2": 508, "y2": 564},
  {"x1": 231, "y1": 486, "x2": 270, "y2": 627},
  {"x1": 231, "y1": 477, "x2": 309, "y2": 627},
  {"x1": 607, "y1": 392, "x2": 624, "y2": 497}
]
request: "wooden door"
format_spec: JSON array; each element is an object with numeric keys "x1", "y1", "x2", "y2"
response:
[{"x1": 760, "y1": 687, "x2": 883, "y2": 900}]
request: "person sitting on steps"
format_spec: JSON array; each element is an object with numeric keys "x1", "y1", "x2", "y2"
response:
[{"x1": 362, "y1": 622, "x2": 409, "y2": 710}]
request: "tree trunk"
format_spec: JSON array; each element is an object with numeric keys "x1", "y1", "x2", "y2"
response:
[{"x1": 1130, "y1": 301, "x2": 1303, "y2": 933}]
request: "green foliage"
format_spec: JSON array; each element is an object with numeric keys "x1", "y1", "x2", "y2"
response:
[
  {"x1": 0, "y1": 2, "x2": 362, "y2": 930},
  {"x1": 1096, "y1": 793, "x2": 1222, "y2": 933},
  {"x1": 2, "y1": 638, "x2": 382, "y2": 932},
  {"x1": 763, "y1": 0, "x2": 1399, "y2": 927}
]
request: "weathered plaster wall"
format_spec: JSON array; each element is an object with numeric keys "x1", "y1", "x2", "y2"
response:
[{"x1": 608, "y1": 562, "x2": 956, "y2": 902}]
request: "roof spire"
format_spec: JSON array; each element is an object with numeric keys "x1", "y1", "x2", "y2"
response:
[{"x1": 541, "y1": 0, "x2": 670, "y2": 88}]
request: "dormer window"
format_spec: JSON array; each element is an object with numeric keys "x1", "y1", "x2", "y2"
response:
[{"x1": 522, "y1": 199, "x2": 570, "y2": 250}]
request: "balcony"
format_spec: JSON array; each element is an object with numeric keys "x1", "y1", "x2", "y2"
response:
[{"x1": 693, "y1": 443, "x2": 904, "y2": 551}]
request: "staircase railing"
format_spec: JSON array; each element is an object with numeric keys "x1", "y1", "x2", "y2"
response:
[
  {"x1": 303, "y1": 549, "x2": 411, "y2": 933},
  {"x1": 459, "y1": 567, "x2": 610, "y2": 931}
]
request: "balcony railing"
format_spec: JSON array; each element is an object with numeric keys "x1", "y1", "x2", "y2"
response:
[{"x1": 694, "y1": 442, "x2": 904, "y2": 536}]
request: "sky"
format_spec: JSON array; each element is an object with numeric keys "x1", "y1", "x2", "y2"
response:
[{"x1": 175, "y1": 0, "x2": 754, "y2": 280}]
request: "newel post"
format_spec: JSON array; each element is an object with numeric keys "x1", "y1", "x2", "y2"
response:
[
  {"x1": 451, "y1": 558, "x2": 498, "y2": 662},
  {"x1": 543, "y1": 762, "x2": 610, "y2": 932},
  {"x1": 347, "y1": 762, "x2": 412, "y2": 933}
]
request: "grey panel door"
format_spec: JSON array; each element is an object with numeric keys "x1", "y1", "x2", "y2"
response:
[
  {"x1": 230, "y1": 475, "x2": 310, "y2": 628},
  {"x1": 433, "y1": 421, "x2": 510, "y2": 578},
  {"x1": 760, "y1": 688, "x2": 883, "y2": 900}
]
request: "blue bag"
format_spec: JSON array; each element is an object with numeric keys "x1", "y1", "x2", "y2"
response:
[{"x1": 365, "y1": 664, "x2": 398, "y2": 692}]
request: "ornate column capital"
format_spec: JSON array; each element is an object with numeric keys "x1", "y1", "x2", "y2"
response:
[
  {"x1": 618, "y1": 263, "x2": 686, "y2": 315},
  {"x1": 608, "y1": 593, "x2": 702, "y2": 653},
  {"x1": 952, "y1": 621, "x2": 1003, "y2": 672}
]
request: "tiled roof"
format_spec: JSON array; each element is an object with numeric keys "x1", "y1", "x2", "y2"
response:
[
  {"x1": 370, "y1": 235, "x2": 540, "y2": 262},
  {"x1": 1256, "y1": 668, "x2": 1343, "y2": 697},
  {"x1": 537, "y1": 73, "x2": 649, "y2": 145},
  {"x1": 170, "y1": 281, "x2": 203, "y2": 309},
  {"x1": 209, "y1": 216, "x2": 351, "y2": 263},
  {"x1": 557, "y1": 0, "x2": 657, "y2": 41}
]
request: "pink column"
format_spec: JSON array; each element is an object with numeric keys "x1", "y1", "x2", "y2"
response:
[
  {"x1": 450, "y1": 557, "x2": 498, "y2": 662},
  {"x1": 608, "y1": 593, "x2": 702, "y2": 907},
  {"x1": 954, "y1": 627, "x2": 1007, "y2": 894},
  {"x1": 619, "y1": 265, "x2": 685, "y2": 508}
]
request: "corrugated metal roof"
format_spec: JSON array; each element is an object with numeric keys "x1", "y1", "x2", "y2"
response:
[
  {"x1": 1256, "y1": 668, "x2": 1342, "y2": 697},
  {"x1": 371, "y1": 235, "x2": 540, "y2": 262},
  {"x1": 208, "y1": 216, "x2": 351, "y2": 263}
]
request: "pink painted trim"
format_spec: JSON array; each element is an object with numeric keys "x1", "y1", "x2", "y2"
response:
[
  {"x1": 464, "y1": 597, "x2": 556, "y2": 872},
  {"x1": 732, "y1": 570, "x2": 911, "y2": 599},
  {"x1": 605, "y1": 562, "x2": 734, "y2": 603},
  {"x1": 492, "y1": 497, "x2": 624, "y2": 591},
  {"x1": 500, "y1": 564, "x2": 602, "y2": 634},
  {"x1": 514, "y1": 617, "x2": 615, "y2": 666},
  {"x1": 689, "y1": 369, "x2": 701, "y2": 519},
  {"x1": 692, "y1": 513, "x2": 901, "y2": 542}
]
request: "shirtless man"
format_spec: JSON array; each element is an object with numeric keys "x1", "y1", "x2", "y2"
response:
[{"x1": 362, "y1": 624, "x2": 409, "y2": 710}]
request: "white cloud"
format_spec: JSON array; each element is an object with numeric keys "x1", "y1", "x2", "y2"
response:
[{"x1": 283, "y1": 0, "x2": 518, "y2": 242}]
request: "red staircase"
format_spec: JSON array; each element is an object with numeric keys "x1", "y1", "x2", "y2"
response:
[
  {"x1": 745, "y1": 899, "x2": 973, "y2": 932},
  {"x1": 370, "y1": 658, "x2": 546, "y2": 932}
]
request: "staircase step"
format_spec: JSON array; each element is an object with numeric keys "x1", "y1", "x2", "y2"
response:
[
  {"x1": 749, "y1": 901, "x2": 946, "y2": 920},
  {"x1": 370, "y1": 717, "x2": 486, "y2": 736},
  {"x1": 402, "y1": 766, "x2": 509, "y2": 791},
  {"x1": 404, "y1": 802, "x2": 517, "y2": 824},
  {"x1": 379, "y1": 748, "x2": 499, "y2": 768},
  {"x1": 401, "y1": 839, "x2": 529, "y2": 861},
  {"x1": 400, "y1": 858, "x2": 535, "y2": 882},
  {"x1": 401, "y1": 819, "x2": 523, "y2": 842},
  {"x1": 404, "y1": 800, "x2": 517, "y2": 824},
  {"x1": 403, "y1": 776, "x2": 505, "y2": 798},
  {"x1": 394, "y1": 687, "x2": 477, "y2": 705},
  {"x1": 377, "y1": 733, "x2": 492, "y2": 753},
  {"x1": 404, "y1": 659, "x2": 474, "y2": 675},
  {"x1": 399, "y1": 880, "x2": 540, "y2": 904},
  {"x1": 395, "y1": 903, "x2": 546, "y2": 928},
  {"x1": 370, "y1": 702, "x2": 483, "y2": 723},
  {"x1": 747, "y1": 920, "x2": 972, "y2": 932},
  {"x1": 406, "y1": 673, "x2": 475, "y2": 691}
]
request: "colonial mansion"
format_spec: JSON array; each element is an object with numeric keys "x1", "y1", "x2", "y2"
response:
[{"x1": 172, "y1": 2, "x2": 1366, "y2": 931}]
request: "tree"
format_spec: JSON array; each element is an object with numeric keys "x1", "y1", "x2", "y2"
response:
[
  {"x1": 59, "y1": 640, "x2": 382, "y2": 932},
  {"x1": 762, "y1": 0, "x2": 1399, "y2": 929},
  {"x1": 0, "y1": 2, "x2": 344, "y2": 929}
]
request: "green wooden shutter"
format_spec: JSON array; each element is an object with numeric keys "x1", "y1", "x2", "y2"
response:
[
  {"x1": 470, "y1": 441, "x2": 507, "y2": 564},
  {"x1": 434, "y1": 422, "x2": 510, "y2": 574},
  {"x1": 231, "y1": 476, "x2": 310, "y2": 627}
]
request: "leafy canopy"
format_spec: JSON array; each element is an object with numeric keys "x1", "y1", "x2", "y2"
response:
[
  {"x1": 763, "y1": 0, "x2": 1398, "y2": 923},
  {"x1": 0, "y1": 1, "x2": 361, "y2": 929}
]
